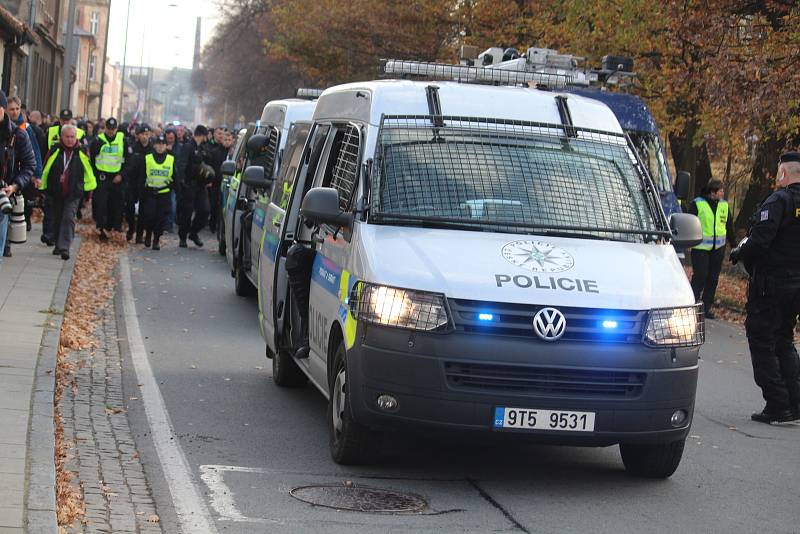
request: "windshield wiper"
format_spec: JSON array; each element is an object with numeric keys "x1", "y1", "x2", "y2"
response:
[
  {"x1": 373, "y1": 215, "x2": 488, "y2": 233},
  {"x1": 534, "y1": 230, "x2": 614, "y2": 241}
]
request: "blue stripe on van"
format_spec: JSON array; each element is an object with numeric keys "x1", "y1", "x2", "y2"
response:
[
  {"x1": 253, "y1": 207, "x2": 266, "y2": 228},
  {"x1": 263, "y1": 231, "x2": 280, "y2": 261},
  {"x1": 311, "y1": 254, "x2": 342, "y2": 297}
]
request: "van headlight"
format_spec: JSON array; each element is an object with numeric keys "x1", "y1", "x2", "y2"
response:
[
  {"x1": 350, "y1": 282, "x2": 450, "y2": 331},
  {"x1": 643, "y1": 305, "x2": 704, "y2": 347}
]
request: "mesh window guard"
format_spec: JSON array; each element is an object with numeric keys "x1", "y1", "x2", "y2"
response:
[
  {"x1": 330, "y1": 125, "x2": 361, "y2": 211},
  {"x1": 370, "y1": 115, "x2": 668, "y2": 242},
  {"x1": 250, "y1": 126, "x2": 280, "y2": 179}
]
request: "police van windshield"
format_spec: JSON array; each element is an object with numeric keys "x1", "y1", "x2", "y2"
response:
[
  {"x1": 369, "y1": 116, "x2": 668, "y2": 243},
  {"x1": 629, "y1": 132, "x2": 672, "y2": 193}
]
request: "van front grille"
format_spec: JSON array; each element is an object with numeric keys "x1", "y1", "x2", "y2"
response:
[
  {"x1": 449, "y1": 299, "x2": 646, "y2": 343},
  {"x1": 444, "y1": 361, "x2": 646, "y2": 398}
]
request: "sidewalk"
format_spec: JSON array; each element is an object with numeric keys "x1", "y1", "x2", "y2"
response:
[{"x1": 0, "y1": 227, "x2": 75, "y2": 533}]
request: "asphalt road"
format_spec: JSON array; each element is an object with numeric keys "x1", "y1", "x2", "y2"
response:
[{"x1": 119, "y1": 230, "x2": 799, "y2": 534}]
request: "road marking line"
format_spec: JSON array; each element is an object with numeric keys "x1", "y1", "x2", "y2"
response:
[
  {"x1": 200, "y1": 465, "x2": 275, "y2": 524},
  {"x1": 120, "y1": 255, "x2": 217, "y2": 534}
]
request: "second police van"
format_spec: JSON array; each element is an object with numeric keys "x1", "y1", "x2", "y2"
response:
[
  {"x1": 252, "y1": 71, "x2": 705, "y2": 478},
  {"x1": 220, "y1": 97, "x2": 317, "y2": 296}
]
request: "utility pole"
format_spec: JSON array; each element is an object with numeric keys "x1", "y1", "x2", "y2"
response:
[
  {"x1": 22, "y1": 0, "x2": 36, "y2": 103},
  {"x1": 118, "y1": 0, "x2": 131, "y2": 119},
  {"x1": 98, "y1": 0, "x2": 112, "y2": 117},
  {"x1": 60, "y1": 0, "x2": 77, "y2": 110}
]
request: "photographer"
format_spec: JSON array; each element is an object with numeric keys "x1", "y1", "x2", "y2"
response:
[
  {"x1": 0, "y1": 90, "x2": 36, "y2": 262},
  {"x1": 177, "y1": 125, "x2": 213, "y2": 248}
]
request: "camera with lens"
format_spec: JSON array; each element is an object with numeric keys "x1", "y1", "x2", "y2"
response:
[{"x1": 0, "y1": 181, "x2": 11, "y2": 214}]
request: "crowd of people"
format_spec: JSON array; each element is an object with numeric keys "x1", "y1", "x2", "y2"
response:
[{"x1": 0, "y1": 90, "x2": 237, "y2": 261}]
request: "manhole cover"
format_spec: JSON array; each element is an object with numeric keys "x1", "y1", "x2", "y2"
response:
[{"x1": 289, "y1": 483, "x2": 427, "y2": 514}]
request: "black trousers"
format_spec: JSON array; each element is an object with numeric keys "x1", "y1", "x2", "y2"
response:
[
  {"x1": 690, "y1": 247, "x2": 726, "y2": 311},
  {"x1": 93, "y1": 176, "x2": 124, "y2": 231},
  {"x1": 178, "y1": 185, "x2": 209, "y2": 239},
  {"x1": 125, "y1": 184, "x2": 139, "y2": 234},
  {"x1": 745, "y1": 275, "x2": 800, "y2": 412},
  {"x1": 140, "y1": 192, "x2": 172, "y2": 238}
]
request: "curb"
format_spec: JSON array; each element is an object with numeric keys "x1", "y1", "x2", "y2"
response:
[{"x1": 25, "y1": 236, "x2": 81, "y2": 534}]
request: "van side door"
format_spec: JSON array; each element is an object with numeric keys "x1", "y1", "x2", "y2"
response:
[
  {"x1": 303, "y1": 123, "x2": 363, "y2": 390},
  {"x1": 224, "y1": 128, "x2": 251, "y2": 270},
  {"x1": 259, "y1": 123, "x2": 328, "y2": 354}
]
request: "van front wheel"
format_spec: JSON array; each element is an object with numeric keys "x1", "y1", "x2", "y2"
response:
[
  {"x1": 328, "y1": 339, "x2": 374, "y2": 465},
  {"x1": 619, "y1": 439, "x2": 685, "y2": 478}
]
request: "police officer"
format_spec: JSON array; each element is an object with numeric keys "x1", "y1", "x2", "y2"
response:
[
  {"x1": 90, "y1": 117, "x2": 126, "y2": 240},
  {"x1": 688, "y1": 179, "x2": 736, "y2": 318},
  {"x1": 47, "y1": 109, "x2": 86, "y2": 150},
  {"x1": 178, "y1": 125, "x2": 213, "y2": 248},
  {"x1": 731, "y1": 151, "x2": 800, "y2": 423},
  {"x1": 138, "y1": 136, "x2": 174, "y2": 250},
  {"x1": 125, "y1": 124, "x2": 152, "y2": 242}
]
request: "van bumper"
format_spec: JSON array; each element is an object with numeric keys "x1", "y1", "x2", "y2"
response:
[{"x1": 347, "y1": 325, "x2": 699, "y2": 446}]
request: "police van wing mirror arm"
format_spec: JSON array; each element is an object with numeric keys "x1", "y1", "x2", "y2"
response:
[
  {"x1": 301, "y1": 187, "x2": 353, "y2": 230},
  {"x1": 669, "y1": 213, "x2": 703, "y2": 248}
]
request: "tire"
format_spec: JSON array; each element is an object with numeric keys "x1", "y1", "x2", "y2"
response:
[
  {"x1": 328, "y1": 338, "x2": 375, "y2": 465},
  {"x1": 271, "y1": 346, "x2": 307, "y2": 387},
  {"x1": 234, "y1": 265, "x2": 256, "y2": 297},
  {"x1": 620, "y1": 439, "x2": 685, "y2": 478},
  {"x1": 218, "y1": 221, "x2": 226, "y2": 256}
]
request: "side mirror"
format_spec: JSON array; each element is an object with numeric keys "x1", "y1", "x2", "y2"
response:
[
  {"x1": 221, "y1": 160, "x2": 236, "y2": 177},
  {"x1": 675, "y1": 171, "x2": 691, "y2": 200},
  {"x1": 300, "y1": 187, "x2": 352, "y2": 229},
  {"x1": 242, "y1": 165, "x2": 272, "y2": 190},
  {"x1": 669, "y1": 213, "x2": 703, "y2": 248},
  {"x1": 246, "y1": 134, "x2": 268, "y2": 158}
]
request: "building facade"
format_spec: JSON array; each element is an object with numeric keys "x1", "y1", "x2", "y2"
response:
[{"x1": 71, "y1": 0, "x2": 109, "y2": 118}]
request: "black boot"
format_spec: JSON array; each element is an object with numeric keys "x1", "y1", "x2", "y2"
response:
[
  {"x1": 189, "y1": 233, "x2": 203, "y2": 247},
  {"x1": 751, "y1": 407, "x2": 794, "y2": 424},
  {"x1": 126, "y1": 228, "x2": 134, "y2": 241},
  {"x1": 286, "y1": 244, "x2": 315, "y2": 359},
  {"x1": 3, "y1": 245, "x2": 11, "y2": 258},
  {"x1": 99, "y1": 229, "x2": 109, "y2": 242},
  {"x1": 144, "y1": 232, "x2": 152, "y2": 248},
  {"x1": 152, "y1": 234, "x2": 161, "y2": 251}
]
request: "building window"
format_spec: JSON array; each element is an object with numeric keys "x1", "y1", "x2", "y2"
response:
[
  {"x1": 90, "y1": 11, "x2": 99, "y2": 35},
  {"x1": 89, "y1": 55, "x2": 97, "y2": 81}
]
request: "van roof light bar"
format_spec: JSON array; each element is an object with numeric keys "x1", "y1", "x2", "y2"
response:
[
  {"x1": 382, "y1": 59, "x2": 577, "y2": 88},
  {"x1": 296, "y1": 88, "x2": 324, "y2": 99}
]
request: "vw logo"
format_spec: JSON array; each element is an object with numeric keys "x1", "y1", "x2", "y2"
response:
[
  {"x1": 533, "y1": 307, "x2": 567, "y2": 341},
  {"x1": 502, "y1": 240, "x2": 574, "y2": 273}
]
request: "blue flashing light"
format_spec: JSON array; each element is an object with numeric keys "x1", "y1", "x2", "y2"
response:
[
  {"x1": 602, "y1": 320, "x2": 619, "y2": 329},
  {"x1": 478, "y1": 313, "x2": 494, "y2": 322}
]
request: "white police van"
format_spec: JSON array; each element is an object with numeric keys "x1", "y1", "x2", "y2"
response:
[
  {"x1": 220, "y1": 98, "x2": 316, "y2": 296},
  {"x1": 255, "y1": 78, "x2": 705, "y2": 478}
]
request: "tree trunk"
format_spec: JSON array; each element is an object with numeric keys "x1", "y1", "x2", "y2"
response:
[
  {"x1": 734, "y1": 136, "x2": 784, "y2": 232},
  {"x1": 668, "y1": 120, "x2": 713, "y2": 198}
]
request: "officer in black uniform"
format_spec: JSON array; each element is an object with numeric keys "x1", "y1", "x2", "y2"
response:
[
  {"x1": 731, "y1": 151, "x2": 800, "y2": 423},
  {"x1": 89, "y1": 117, "x2": 126, "y2": 240}
]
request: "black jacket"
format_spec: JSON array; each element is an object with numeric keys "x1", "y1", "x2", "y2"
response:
[
  {"x1": 43, "y1": 145, "x2": 92, "y2": 200},
  {"x1": 0, "y1": 116, "x2": 35, "y2": 191},
  {"x1": 740, "y1": 183, "x2": 800, "y2": 277}
]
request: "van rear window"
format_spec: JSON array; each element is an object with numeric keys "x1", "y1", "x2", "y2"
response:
[{"x1": 369, "y1": 116, "x2": 668, "y2": 243}]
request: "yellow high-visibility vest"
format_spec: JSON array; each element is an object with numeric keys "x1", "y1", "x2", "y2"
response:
[
  {"x1": 694, "y1": 197, "x2": 728, "y2": 250},
  {"x1": 95, "y1": 132, "x2": 125, "y2": 173},
  {"x1": 47, "y1": 125, "x2": 85, "y2": 150},
  {"x1": 145, "y1": 153, "x2": 174, "y2": 193},
  {"x1": 40, "y1": 148, "x2": 97, "y2": 192}
]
